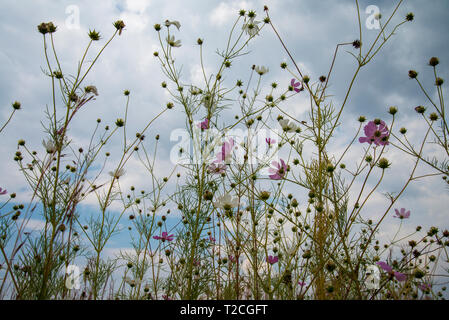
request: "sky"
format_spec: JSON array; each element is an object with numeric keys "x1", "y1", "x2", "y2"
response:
[{"x1": 1, "y1": 0, "x2": 449, "y2": 292}]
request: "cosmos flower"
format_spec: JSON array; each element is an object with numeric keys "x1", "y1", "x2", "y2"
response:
[
  {"x1": 153, "y1": 231, "x2": 174, "y2": 242},
  {"x1": 376, "y1": 261, "x2": 407, "y2": 282},
  {"x1": 165, "y1": 20, "x2": 181, "y2": 30},
  {"x1": 418, "y1": 283, "x2": 431, "y2": 293},
  {"x1": 213, "y1": 193, "x2": 239, "y2": 210},
  {"x1": 124, "y1": 276, "x2": 142, "y2": 287},
  {"x1": 42, "y1": 139, "x2": 57, "y2": 154},
  {"x1": 359, "y1": 120, "x2": 390, "y2": 146},
  {"x1": 291, "y1": 78, "x2": 303, "y2": 93},
  {"x1": 166, "y1": 35, "x2": 181, "y2": 47},
  {"x1": 278, "y1": 119, "x2": 298, "y2": 132},
  {"x1": 109, "y1": 168, "x2": 126, "y2": 179},
  {"x1": 242, "y1": 17, "x2": 261, "y2": 37},
  {"x1": 255, "y1": 65, "x2": 269, "y2": 75},
  {"x1": 265, "y1": 138, "x2": 276, "y2": 146},
  {"x1": 268, "y1": 159, "x2": 287, "y2": 180},
  {"x1": 214, "y1": 138, "x2": 235, "y2": 164},
  {"x1": 266, "y1": 255, "x2": 278, "y2": 265},
  {"x1": 0, "y1": 187, "x2": 7, "y2": 195},
  {"x1": 393, "y1": 208, "x2": 410, "y2": 219},
  {"x1": 208, "y1": 162, "x2": 227, "y2": 174},
  {"x1": 197, "y1": 118, "x2": 209, "y2": 130}
]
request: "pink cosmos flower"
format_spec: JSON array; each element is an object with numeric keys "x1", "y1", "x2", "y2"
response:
[
  {"x1": 153, "y1": 232, "x2": 174, "y2": 242},
  {"x1": 0, "y1": 187, "x2": 7, "y2": 195},
  {"x1": 268, "y1": 159, "x2": 287, "y2": 180},
  {"x1": 393, "y1": 271, "x2": 407, "y2": 282},
  {"x1": 228, "y1": 255, "x2": 237, "y2": 263},
  {"x1": 208, "y1": 163, "x2": 227, "y2": 174},
  {"x1": 214, "y1": 138, "x2": 235, "y2": 164},
  {"x1": 197, "y1": 118, "x2": 209, "y2": 130},
  {"x1": 393, "y1": 208, "x2": 410, "y2": 219},
  {"x1": 377, "y1": 261, "x2": 393, "y2": 273},
  {"x1": 266, "y1": 255, "x2": 278, "y2": 265},
  {"x1": 376, "y1": 261, "x2": 407, "y2": 282},
  {"x1": 291, "y1": 78, "x2": 303, "y2": 93},
  {"x1": 265, "y1": 138, "x2": 276, "y2": 146},
  {"x1": 418, "y1": 283, "x2": 431, "y2": 293},
  {"x1": 359, "y1": 120, "x2": 390, "y2": 146}
]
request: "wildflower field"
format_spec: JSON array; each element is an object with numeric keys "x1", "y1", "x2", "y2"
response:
[{"x1": 0, "y1": 0, "x2": 448, "y2": 301}]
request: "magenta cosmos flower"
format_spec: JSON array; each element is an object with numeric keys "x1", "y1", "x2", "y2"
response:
[
  {"x1": 269, "y1": 159, "x2": 287, "y2": 180},
  {"x1": 291, "y1": 78, "x2": 303, "y2": 93},
  {"x1": 0, "y1": 187, "x2": 7, "y2": 195},
  {"x1": 214, "y1": 138, "x2": 235, "y2": 164},
  {"x1": 359, "y1": 120, "x2": 390, "y2": 146},
  {"x1": 153, "y1": 232, "x2": 174, "y2": 242},
  {"x1": 376, "y1": 261, "x2": 407, "y2": 282},
  {"x1": 197, "y1": 118, "x2": 209, "y2": 130},
  {"x1": 393, "y1": 208, "x2": 410, "y2": 219},
  {"x1": 266, "y1": 255, "x2": 278, "y2": 265},
  {"x1": 265, "y1": 138, "x2": 276, "y2": 146}
]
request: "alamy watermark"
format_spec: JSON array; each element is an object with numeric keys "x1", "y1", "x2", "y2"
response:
[
  {"x1": 364, "y1": 264, "x2": 380, "y2": 290},
  {"x1": 65, "y1": 5, "x2": 80, "y2": 30},
  {"x1": 170, "y1": 127, "x2": 281, "y2": 175},
  {"x1": 365, "y1": 5, "x2": 381, "y2": 30},
  {"x1": 65, "y1": 264, "x2": 80, "y2": 290}
]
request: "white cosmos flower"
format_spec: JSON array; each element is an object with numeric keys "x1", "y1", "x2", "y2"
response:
[
  {"x1": 165, "y1": 20, "x2": 181, "y2": 30},
  {"x1": 242, "y1": 17, "x2": 261, "y2": 37},
  {"x1": 109, "y1": 167, "x2": 126, "y2": 179},
  {"x1": 213, "y1": 193, "x2": 239, "y2": 210},
  {"x1": 124, "y1": 276, "x2": 142, "y2": 287},
  {"x1": 167, "y1": 35, "x2": 181, "y2": 47},
  {"x1": 254, "y1": 65, "x2": 269, "y2": 75},
  {"x1": 42, "y1": 139, "x2": 57, "y2": 153},
  {"x1": 241, "y1": 258, "x2": 269, "y2": 276},
  {"x1": 278, "y1": 119, "x2": 298, "y2": 133}
]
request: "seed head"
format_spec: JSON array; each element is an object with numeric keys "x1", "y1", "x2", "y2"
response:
[
  {"x1": 37, "y1": 22, "x2": 48, "y2": 34},
  {"x1": 415, "y1": 106, "x2": 426, "y2": 114},
  {"x1": 435, "y1": 77, "x2": 444, "y2": 86},
  {"x1": 352, "y1": 39, "x2": 361, "y2": 49},
  {"x1": 12, "y1": 101, "x2": 21, "y2": 110},
  {"x1": 88, "y1": 29, "x2": 101, "y2": 41},
  {"x1": 408, "y1": 70, "x2": 418, "y2": 79},
  {"x1": 377, "y1": 158, "x2": 391, "y2": 169},
  {"x1": 429, "y1": 57, "x2": 439, "y2": 67},
  {"x1": 113, "y1": 20, "x2": 126, "y2": 35},
  {"x1": 115, "y1": 118, "x2": 125, "y2": 127}
]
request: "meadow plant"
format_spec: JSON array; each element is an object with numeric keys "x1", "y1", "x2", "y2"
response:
[{"x1": 0, "y1": 1, "x2": 448, "y2": 300}]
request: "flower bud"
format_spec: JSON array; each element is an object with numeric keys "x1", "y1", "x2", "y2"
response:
[{"x1": 388, "y1": 106, "x2": 398, "y2": 115}]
